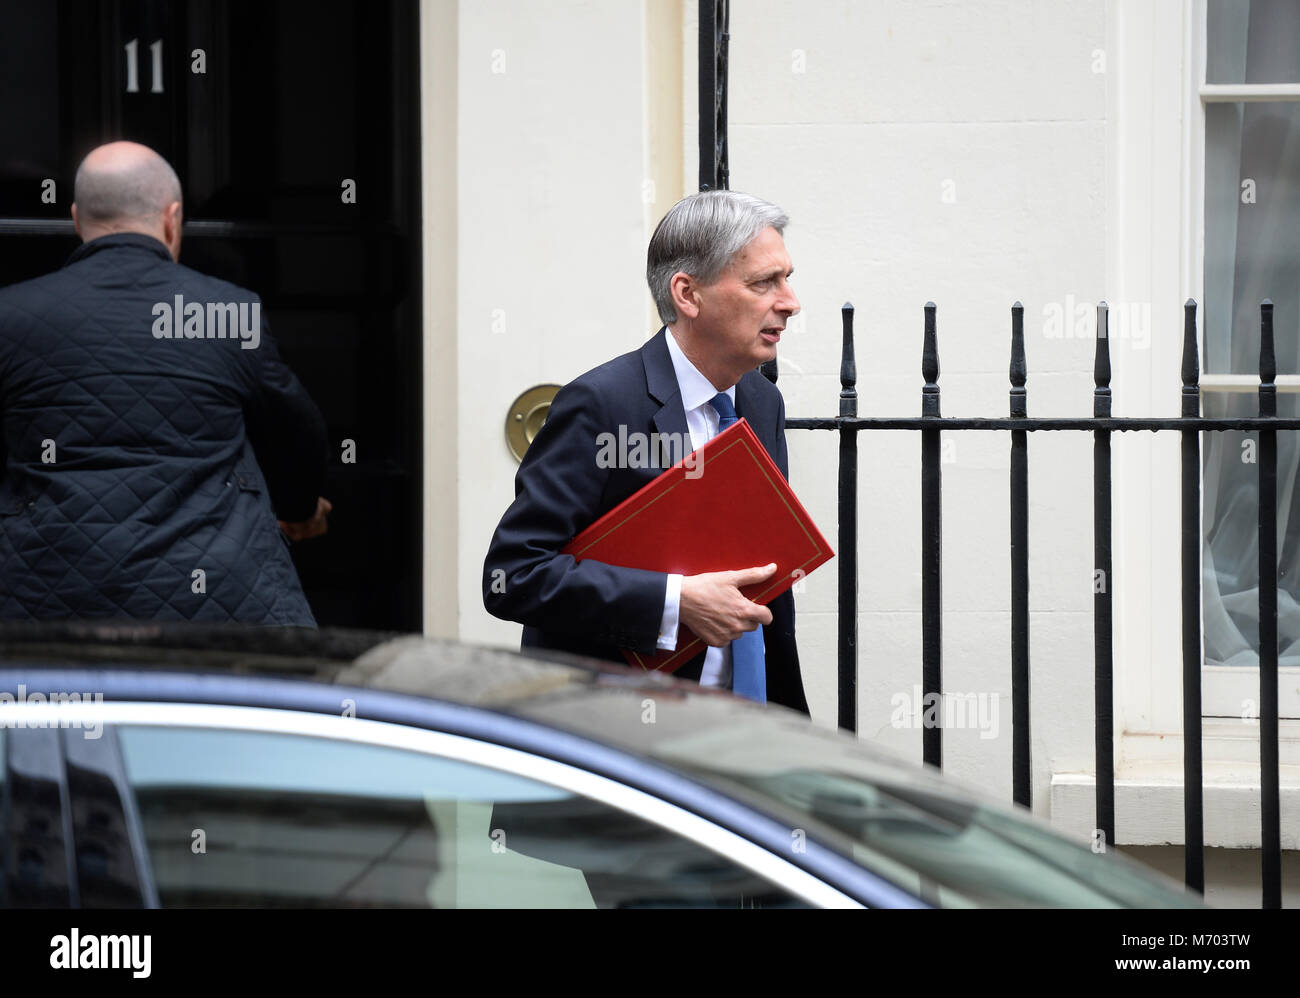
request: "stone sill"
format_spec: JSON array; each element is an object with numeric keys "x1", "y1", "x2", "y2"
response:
[{"x1": 1050, "y1": 764, "x2": 1300, "y2": 850}]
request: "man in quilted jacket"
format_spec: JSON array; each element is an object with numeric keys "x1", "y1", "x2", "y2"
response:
[{"x1": 0, "y1": 141, "x2": 330, "y2": 625}]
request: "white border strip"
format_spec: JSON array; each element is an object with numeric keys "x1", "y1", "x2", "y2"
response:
[
  {"x1": 1200, "y1": 83, "x2": 1300, "y2": 102},
  {"x1": 0, "y1": 701, "x2": 864, "y2": 909}
]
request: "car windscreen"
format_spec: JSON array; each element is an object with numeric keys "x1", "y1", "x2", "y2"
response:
[{"x1": 516, "y1": 688, "x2": 1201, "y2": 908}]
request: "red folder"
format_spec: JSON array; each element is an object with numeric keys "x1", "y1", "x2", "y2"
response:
[{"x1": 561, "y1": 418, "x2": 833, "y2": 673}]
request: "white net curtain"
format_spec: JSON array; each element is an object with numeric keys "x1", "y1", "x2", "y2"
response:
[{"x1": 1202, "y1": 0, "x2": 1300, "y2": 666}]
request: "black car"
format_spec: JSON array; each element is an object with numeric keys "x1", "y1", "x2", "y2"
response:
[{"x1": 0, "y1": 622, "x2": 1202, "y2": 908}]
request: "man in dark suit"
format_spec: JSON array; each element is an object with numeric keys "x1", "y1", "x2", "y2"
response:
[
  {"x1": 0, "y1": 140, "x2": 330, "y2": 624},
  {"x1": 484, "y1": 190, "x2": 808, "y2": 714}
]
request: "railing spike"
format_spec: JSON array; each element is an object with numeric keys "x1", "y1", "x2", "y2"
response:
[
  {"x1": 922, "y1": 303, "x2": 940, "y2": 417},
  {"x1": 1182, "y1": 300, "x2": 1199, "y2": 418},
  {"x1": 1094, "y1": 301, "x2": 1112, "y2": 418},
  {"x1": 1258, "y1": 300, "x2": 1279, "y2": 410},
  {"x1": 1010, "y1": 302, "x2": 1027, "y2": 418},
  {"x1": 840, "y1": 303, "x2": 857, "y2": 418}
]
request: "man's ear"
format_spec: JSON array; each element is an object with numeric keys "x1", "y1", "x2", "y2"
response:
[
  {"x1": 669, "y1": 271, "x2": 701, "y2": 320},
  {"x1": 162, "y1": 200, "x2": 183, "y2": 260},
  {"x1": 71, "y1": 203, "x2": 82, "y2": 239}
]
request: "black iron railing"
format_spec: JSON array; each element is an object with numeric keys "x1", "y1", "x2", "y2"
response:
[
  {"x1": 776, "y1": 299, "x2": 1288, "y2": 907},
  {"x1": 698, "y1": 0, "x2": 729, "y2": 193}
]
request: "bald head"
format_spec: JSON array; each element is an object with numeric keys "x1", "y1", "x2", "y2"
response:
[{"x1": 72, "y1": 141, "x2": 183, "y2": 259}]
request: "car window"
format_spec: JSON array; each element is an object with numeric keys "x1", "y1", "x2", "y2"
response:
[
  {"x1": 1, "y1": 728, "x2": 74, "y2": 906},
  {"x1": 115, "y1": 725, "x2": 811, "y2": 908},
  {"x1": 517, "y1": 692, "x2": 1198, "y2": 907},
  {"x1": 695, "y1": 767, "x2": 1200, "y2": 908},
  {"x1": 63, "y1": 728, "x2": 148, "y2": 908},
  {"x1": 0, "y1": 727, "x2": 5, "y2": 903}
]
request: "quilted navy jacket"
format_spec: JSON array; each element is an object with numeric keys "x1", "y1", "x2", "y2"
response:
[{"x1": 0, "y1": 233, "x2": 328, "y2": 625}]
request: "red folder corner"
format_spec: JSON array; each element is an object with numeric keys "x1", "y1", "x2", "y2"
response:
[{"x1": 561, "y1": 418, "x2": 833, "y2": 673}]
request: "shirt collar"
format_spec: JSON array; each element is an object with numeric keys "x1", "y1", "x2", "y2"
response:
[{"x1": 664, "y1": 327, "x2": 735, "y2": 413}]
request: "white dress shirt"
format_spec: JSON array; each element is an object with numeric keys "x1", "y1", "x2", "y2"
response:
[{"x1": 656, "y1": 329, "x2": 734, "y2": 688}]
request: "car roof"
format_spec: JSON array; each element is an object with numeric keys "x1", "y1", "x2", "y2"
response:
[{"x1": 0, "y1": 620, "x2": 1010, "y2": 810}]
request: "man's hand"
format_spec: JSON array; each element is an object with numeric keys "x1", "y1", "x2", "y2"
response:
[
  {"x1": 679, "y1": 563, "x2": 777, "y2": 647},
  {"x1": 279, "y1": 496, "x2": 332, "y2": 541}
]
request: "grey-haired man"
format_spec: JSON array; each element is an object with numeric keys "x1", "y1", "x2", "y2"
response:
[{"x1": 484, "y1": 190, "x2": 807, "y2": 713}]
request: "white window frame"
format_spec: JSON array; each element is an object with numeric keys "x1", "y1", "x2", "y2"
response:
[
  {"x1": 1196, "y1": 14, "x2": 1300, "y2": 720},
  {"x1": 1080, "y1": 0, "x2": 1300, "y2": 848}
]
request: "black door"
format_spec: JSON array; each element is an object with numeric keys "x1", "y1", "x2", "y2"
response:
[{"x1": 0, "y1": 0, "x2": 423, "y2": 630}]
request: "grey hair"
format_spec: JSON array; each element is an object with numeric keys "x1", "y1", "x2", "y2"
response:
[
  {"x1": 647, "y1": 190, "x2": 789, "y2": 324},
  {"x1": 73, "y1": 148, "x2": 182, "y2": 225}
]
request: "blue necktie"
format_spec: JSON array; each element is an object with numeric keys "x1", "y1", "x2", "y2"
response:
[{"x1": 707, "y1": 392, "x2": 767, "y2": 703}]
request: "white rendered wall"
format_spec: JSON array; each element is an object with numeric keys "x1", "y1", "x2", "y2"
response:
[
  {"x1": 726, "y1": 0, "x2": 1109, "y2": 810},
  {"x1": 454, "y1": 1, "x2": 668, "y2": 648}
]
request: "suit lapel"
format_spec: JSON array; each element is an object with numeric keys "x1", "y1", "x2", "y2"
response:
[
  {"x1": 734, "y1": 370, "x2": 775, "y2": 450},
  {"x1": 642, "y1": 327, "x2": 690, "y2": 442},
  {"x1": 643, "y1": 332, "x2": 777, "y2": 459}
]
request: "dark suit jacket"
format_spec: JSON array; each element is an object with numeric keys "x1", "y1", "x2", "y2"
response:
[{"x1": 483, "y1": 327, "x2": 808, "y2": 714}]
